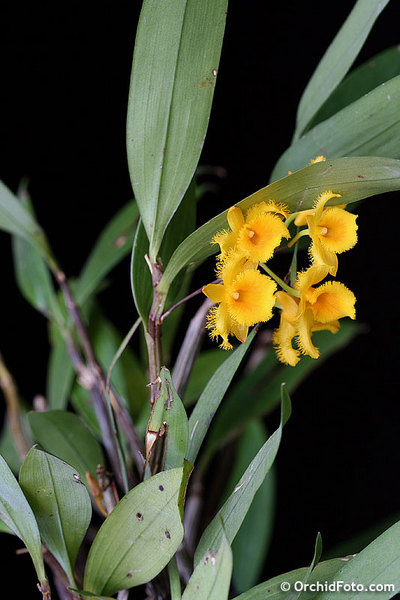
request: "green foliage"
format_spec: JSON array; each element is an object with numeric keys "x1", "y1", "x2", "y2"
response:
[
  {"x1": 182, "y1": 530, "x2": 233, "y2": 600},
  {"x1": 28, "y1": 410, "x2": 105, "y2": 486},
  {"x1": 293, "y1": 0, "x2": 390, "y2": 140},
  {"x1": 227, "y1": 423, "x2": 276, "y2": 593},
  {"x1": 314, "y1": 520, "x2": 400, "y2": 599},
  {"x1": 306, "y1": 46, "x2": 400, "y2": 131},
  {"x1": 272, "y1": 76, "x2": 400, "y2": 181},
  {"x1": 0, "y1": 454, "x2": 47, "y2": 585},
  {"x1": 232, "y1": 558, "x2": 351, "y2": 600},
  {"x1": 194, "y1": 386, "x2": 291, "y2": 565},
  {"x1": 75, "y1": 202, "x2": 139, "y2": 307},
  {"x1": 83, "y1": 468, "x2": 184, "y2": 595},
  {"x1": 126, "y1": 0, "x2": 228, "y2": 260},
  {"x1": 19, "y1": 447, "x2": 92, "y2": 586},
  {"x1": 186, "y1": 329, "x2": 256, "y2": 465}
]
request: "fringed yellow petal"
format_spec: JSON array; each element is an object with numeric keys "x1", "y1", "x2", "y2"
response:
[
  {"x1": 217, "y1": 252, "x2": 258, "y2": 285},
  {"x1": 226, "y1": 269, "x2": 277, "y2": 326},
  {"x1": 202, "y1": 283, "x2": 225, "y2": 303},
  {"x1": 273, "y1": 316, "x2": 299, "y2": 366},
  {"x1": 236, "y1": 212, "x2": 290, "y2": 263},
  {"x1": 296, "y1": 310, "x2": 320, "y2": 359},
  {"x1": 313, "y1": 190, "x2": 342, "y2": 222},
  {"x1": 275, "y1": 291, "x2": 299, "y2": 323},
  {"x1": 307, "y1": 229, "x2": 338, "y2": 276},
  {"x1": 309, "y1": 281, "x2": 356, "y2": 323},
  {"x1": 295, "y1": 265, "x2": 329, "y2": 294},
  {"x1": 309, "y1": 155, "x2": 326, "y2": 164},
  {"x1": 227, "y1": 206, "x2": 245, "y2": 233},
  {"x1": 212, "y1": 229, "x2": 237, "y2": 257},
  {"x1": 317, "y1": 207, "x2": 358, "y2": 254},
  {"x1": 264, "y1": 201, "x2": 290, "y2": 219},
  {"x1": 206, "y1": 303, "x2": 233, "y2": 350}
]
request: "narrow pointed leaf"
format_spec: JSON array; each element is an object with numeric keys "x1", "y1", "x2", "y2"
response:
[
  {"x1": 228, "y1": 423, "x2": 276, "y2": 593},
  {"x1": 186, "y1": 328, "x2": 256, "y2": 465},
  {"x1": 19, "y1": 447, "x2": 91, "y2": 585},
  {"x1": 28, "y1": 410, "x2": 105, "y2": 487},
  {"x1": 314, "y1": 520, "x2": 400, "y2": 599},
  {"x1": 0, "y1": 180, "x2": 53, "y2": 264},
  {"x1": 307, "y1": 46, "x2": 400, "y2": 132},
  {"x1": 158, "y1": 157, "x2": 400, "y2": 292},
  {"x1": 286, "y1": 533, "x2": 322, "y2": 600},
  {"x1": 0, "y1": 454, "x2": 47, "y2": 584},
  {"x1": 272, "y1": 76, "x2": 400, "y2": 181},
  {"x1": 182, "y1": 530, "x2": 232, "y2": 600},
  {"x1": 231, "y1": 558, "x2": 353, "y2": 600},
  {"x1": 12, "y1": 228, "x2": 61, "y2": 320},
  {"x1": 83, "y1": 468, "x2": 184, "y2": 595},
  {"x1": 194, "y1": 386, "x2": 291, "y2": 566},
  {"x1": 293, "y1": 0, "x2": 390, "y2": 140},
  {"x1": 127, "y1": 0, "x2": 228, "y2": 260},
  {"x1": 75, "y1": 202, "x2": 138, "y2": 307},
  {"x1": 46, "y1": 328, "x2": 75, "y2": 410}
]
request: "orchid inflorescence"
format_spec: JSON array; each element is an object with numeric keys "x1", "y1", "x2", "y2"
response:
[{"x1": 202, "y1": 164, "x2": 358, "y2": 366}]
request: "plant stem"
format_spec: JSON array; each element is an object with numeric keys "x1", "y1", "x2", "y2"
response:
[
  {"x1": 146, "y1": 259, "x2": 166, "y2": 406},
  {"x1": 260, "y1": 263, "x2": 300, "y2": 297}
]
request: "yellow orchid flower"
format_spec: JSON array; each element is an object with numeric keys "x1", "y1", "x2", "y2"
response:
[
  {"x1": 307, "y1": 191, "x2": 358, "y2": 275},
  {"x1": 213, "y1": 201, "x2": 291, "y2": 263},
  {"x1": 203, "y1": 253, "x2": 277, "y2": 350},
  {"x1": 273, "y1": 266, "x2": 356, "y2": 365}
]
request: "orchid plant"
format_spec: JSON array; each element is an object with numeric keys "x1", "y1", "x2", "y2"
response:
[{"x1": 1, "y1": 1, "x2": 400, "y2": 599}]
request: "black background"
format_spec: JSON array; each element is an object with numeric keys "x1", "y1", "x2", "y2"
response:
[{"x1": 1, "y1": 1, "x2": 400, "y2": 596}]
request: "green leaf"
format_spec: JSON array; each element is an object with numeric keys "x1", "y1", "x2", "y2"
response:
[
  {"x1": 130, "y1": 219, "x2": 153, "y2": 327},
  {"x1": 46, "y1": 327, "x2": 75, "y2": 410},
  {"x1": 0, "y1": 519, "x2": 14, "y2": 535},
  {"x1": 186, "y1": 329, "x2": 256, "y2": 465},
  {"x1": 313, "y1": 521, "x2": 400, "y2": 599},
  {"x1": 228, "y1": 423, "x2": 276, "y2": 593},
  {"x1": 205, "y1": 322, "x2": 360, "y2": 462},
  {"x1": 0, "y1": 180, "x2": 54, "y2": 265},
  {"x1": 126, "y1": 0, "x2": 228, "y2": 260},
  {"x1": 83, "y1": 468, "x2": 184, "y2": 595},
  {"x1": 0, "y1": 454, "x2": 47, "y2": 585},
  {"x1": 231, "y1": 558, "x2": 352, "y2": 600},
  {"x1": 12, "y1": 223, "x2": 61, "y2": 320},
  {"x1": 307, "y1": 46, "x2": 400, "y2": 132},
  {"x1": 70, "y1": 384, "x2": 102, "y2": 440},
  {"x1": 159, "y1": 157, "x2": 400, "y2": 292},
  {"x1": 287, "y1": 533, "x2": 322, "y2": 600},
  {"x1": 159, "y1": 367, "x2": 189, "y2": 470},
  {"x1": 272, "y1": 76, "x2": 400, "y2": 181},
  {"x1": 75, "y1": 202, "x2": 138, "y2": 307},
  {"x1": 293, "y1": 0, "x2": 390, "y2": 140},
  {"x1": 28, "y1": 410, "x2": 105, "y2": 487},
  {"x1": 182, "y1": 529, "x2": 232, "y2": 600},
  {"x1": 183, "y1": 349, "x2": 228, "y2": 406},
  {"x1": 194, "y1": 386, "x2": 291, "y2": 566},
  {"x1": 19, "y1": 447, "x2": 91, "y2": 586}
]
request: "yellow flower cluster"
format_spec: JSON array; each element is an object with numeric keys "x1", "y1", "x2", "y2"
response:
[{"x1": 203, "y1": 187, "x2": 359, "y2": 365}]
